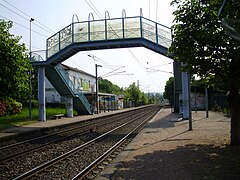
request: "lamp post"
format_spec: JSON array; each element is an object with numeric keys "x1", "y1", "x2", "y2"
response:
[
  {"x1": 95, "y1": 64, "x2": 102, "y2": 114},
  {"x1": 29, "y1": 18, "x2": 34, "y2": 120}
]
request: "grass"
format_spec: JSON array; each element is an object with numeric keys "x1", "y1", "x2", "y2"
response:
[{"x1": 0, "y1": 107, "x2": 77, "y2": 129}]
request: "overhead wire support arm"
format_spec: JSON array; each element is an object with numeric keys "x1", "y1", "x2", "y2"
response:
[{"x1": 100, "y1": 66, "x2": 125, "y2": 78}]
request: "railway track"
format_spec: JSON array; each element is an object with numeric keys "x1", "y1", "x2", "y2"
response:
[
  {"x1": 0, "y1": 105, "x2": 161, "y2": 179},
  {"x1": 0, "y1": 107, "x2": 152, "y2": 147},
  {"x1": 74, "y1": 107, "x2": 159, "y2": 180},
  {"x1": 0, "y1": 106, "x2": 150, "y2": 162}
]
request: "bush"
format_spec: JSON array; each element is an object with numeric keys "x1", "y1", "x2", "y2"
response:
[
  {"x1": 0, "y1": 97, "x2": 22, "y2": 116},
  {"x1": 32, "y1": 99, "x2": 38, "y2": 108},
  {"x1": 0, "y1": 100, "x2": 7, "y2": 116},
  {"x1": 12, "y1": 101, "x2": 22, "y2": 114},
  {"x1": 212, "y1": 104, "x2": 222, "y2": 112}
]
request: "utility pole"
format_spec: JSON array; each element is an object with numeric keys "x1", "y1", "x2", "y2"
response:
[
  {"x1": 194, "y1": 85, "x2": 197, "y2": 113},
  {"x1": 95, "y1": 64, "x2": 102, "y2": 114},
  {"x1": 205, "y1": 87, "x2": 209, "y2": 118},
  {"x1": 29, "y1": 17, "x2": 34, "y2": 120},
  {"x1": 188, "y1": 73, "x2": 192, "y2": 131}
]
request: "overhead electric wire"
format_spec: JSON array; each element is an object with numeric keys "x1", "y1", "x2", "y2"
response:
[
  {"x1": 84, "y1": 0, "x2": 102, "y2": 19},
  {"x1": 84, "y1": 1, "x2": 145, "y2": 65},
  {"x1": 83, "y1": 0, "x2": 158, "y2": 89},
  {"x1": 100, "y1": 66, "x2": 125, "y2": 77},
  {"x1": 87, "y1": 0, "x2": 103, "y2": 19},
  {"x1": 86, "y1": 52, "x2": 127, "y2": 72},
  {"x1": 85, "y1": 52, "x2": 134, "y2": 82},
  {"x1": 146, "y1": 68, "x2": 173, "y2": 74},
  {"x1": 2, "y1": 0, "x2": 55, "y2": 34},
  {"x1": 0, "y1": 2, "x2": 28, "y2": 21},
  {"x1": 0, "y1": 15, "x2": 44, "y2": 50},
  {"x1": 85, "y1": 52, "x2": 110, "y2": 65},
  {"x1": 0, "y1": 14, "x2": 47, "y2": 38},
  {"x1": 0, "y1": 1, "x2": 54, "y2": 34},
  {"x1": 148, "y1": 62, "x2": 172, "y2": 69}
]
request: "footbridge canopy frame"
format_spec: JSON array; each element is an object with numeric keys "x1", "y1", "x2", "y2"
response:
[
  {"x1": 32, "y1": 10, "x2": 173, "y2": 66},
  {"x1": 31, "y1": 10, "x2": 186, "y2": 121}
]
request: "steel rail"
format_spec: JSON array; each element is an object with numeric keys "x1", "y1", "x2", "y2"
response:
[
  {"x1": 72, "y1": 108, "x2": 158, "y2": 179},
  {"x1": 1, "y1": 130, "x2": 87, "y2": 162}
]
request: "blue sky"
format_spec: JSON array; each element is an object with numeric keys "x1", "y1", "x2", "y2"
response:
[{"x1": 0, "y1": 0, "x2": 174, "y2": 93}]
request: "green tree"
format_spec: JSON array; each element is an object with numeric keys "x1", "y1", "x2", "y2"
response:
[
  {"x1": 99, "y1": 79, "x2": 148, "y2": 106},
  {"x1": 163, "y1": 77, "x2": 174, "y2": 106},
  {"x1": 139, "y1": 92, "x2": 147, "y2": 105},
  {"x1": 170, "y1": 0, "x2": 240, "y2": 145},
  {"x1": 99, "y1": 78, "x2": 122, "y2": 94},
  {"x1": 0, "y1": 20, "x2": 31, "y2": 102},
  {"x1": 154, "y1": 93, "x2": 164, "y2": 104},
  {"x1": 125, "y1": 82, "x2": 142, "y2": 106},
  {"x1": 146, "y1": 92, "x2": 163, "y2": 104}
]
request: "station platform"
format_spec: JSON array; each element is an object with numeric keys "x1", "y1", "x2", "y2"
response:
[
  {"x1": 96, "y1": 107, "x2": 237, "y2": 180},
  {"x1": 0, "y1": 106, "x2": 142, "y2": 139}
]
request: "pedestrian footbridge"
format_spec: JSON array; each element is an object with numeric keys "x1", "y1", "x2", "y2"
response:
[{"x1": 32, "y1": 12, "x2": 173, "y2": 120}]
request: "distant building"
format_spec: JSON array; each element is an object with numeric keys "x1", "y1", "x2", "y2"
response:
[
  {"x1": 98, "y1": 93, "x2": 124, "y2": 111},
  {"x1": 45, "y1": 64, "x2": 124, "y2": 111}
]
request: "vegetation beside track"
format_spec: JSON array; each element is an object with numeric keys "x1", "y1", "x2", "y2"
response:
[{"x1": 0, "y1": 108, "x2": 77, "y2": 129}]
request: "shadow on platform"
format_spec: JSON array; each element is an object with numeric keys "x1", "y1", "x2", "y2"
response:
[
  {"x1": 106, "y1": 144, "x2": 240, "y2": 180},
  {"x1": 147, "y1": 112, "x2": 183, "y2": 129}
]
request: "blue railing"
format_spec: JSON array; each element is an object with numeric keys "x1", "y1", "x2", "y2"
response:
[
  {"x1": 55, "y1": 64, "x2": 91, "y2": 112},
  {"x1": 46, "y1": 16, "x2": 172, "y2": 59}
]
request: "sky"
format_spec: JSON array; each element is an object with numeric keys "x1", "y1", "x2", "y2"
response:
[{"x1": 0, "y1": 0, "x2": 175, "y2": 93}]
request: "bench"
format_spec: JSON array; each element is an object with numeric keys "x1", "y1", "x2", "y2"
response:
[{"x1": 52, "y1": 114, "x2": 65, "y2": 120}]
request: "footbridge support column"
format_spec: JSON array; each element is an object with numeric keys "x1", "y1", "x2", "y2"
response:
[
  {"x1": 181, "y1": 63, "x2": 190, "y2": 119},
  {"x1": 38, "y1": 66, "x2": 46, "y2": 121},
  {"x1": 66, "y1": 97, "x2": 73, "y2": 118}
]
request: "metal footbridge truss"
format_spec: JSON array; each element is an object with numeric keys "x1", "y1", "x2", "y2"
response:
[{"x1": 32, "y1": 13, "x2": 172, "y2": 115}]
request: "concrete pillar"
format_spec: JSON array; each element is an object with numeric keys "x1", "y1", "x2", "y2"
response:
[
  {"x1": 38, "y1": 66, "x2": 46, "y2": 121},
  {"x1": 181, "y1": 66, "x2": 190, "y2": 119},
  {"x1": 173, "y1": 61, "x2": 182, "y2": 113},
  {"x1": 66, "y1": 97, "x2": 73, "y2": 118}
]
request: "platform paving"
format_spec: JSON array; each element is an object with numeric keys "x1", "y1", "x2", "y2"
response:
[{"x1": 96, "y1": 107, "x2": 240, "y2": 180}]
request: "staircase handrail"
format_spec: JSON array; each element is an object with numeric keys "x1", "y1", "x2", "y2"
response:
[
  {"x1": 46, "y1": 16, "x2": 172, "y2": 59},
  {"x1": 55, "y1": 64, "x2": 91, "y2": 112}
]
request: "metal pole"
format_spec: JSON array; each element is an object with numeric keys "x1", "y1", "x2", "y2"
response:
[
  {"x1": 181, "y1": 65, "x2": 190, "y2": 119},
  {"x1": 29, "y1": 18, "x2": 34, "y2": 120},
  {"x1": 95, "y1": 64, "x2": 102, "y2": 114},
  {"x1": 95, "y1": 64, "x2": 98, "y2": 114},
  {"x1": 205, "y1": 87, "x2": 209, "y2": 118},
  {"x1": 195, "y1": 86, "x2": 197, "y2": 113},
  {"x1": 188, "y1": 73, "x2": 192, "y2": 131},
  {"x1": 38, "y1": 66, "x2": 46, "y2": 121},
  {"x1": 104, "y1": 97, "x2": 106, "y2": 112}
]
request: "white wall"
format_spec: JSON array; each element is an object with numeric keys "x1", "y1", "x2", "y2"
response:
[
  {"x1": 45, "y1": 67, "x2": 96, "y2": 103},
  {"x1": 67, "y1": 69, "x2": 96, "y2": 93}
]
